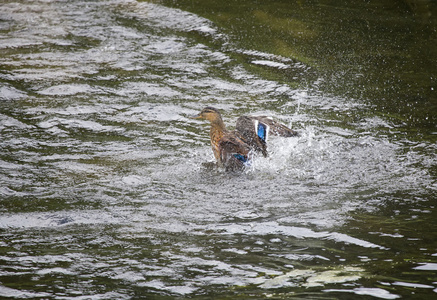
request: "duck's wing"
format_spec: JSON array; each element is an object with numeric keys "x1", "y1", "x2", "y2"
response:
[
  {"x1": 249, "y1": 116, "x2": 298, "y2": 137},
  {"x1": 235, "y1": 115, "x2": 298, "y2": 157},
  {"x1": 218, "y1": 134, "x2": 251, "y2": 170},
  {"x1": 235, "y1": 116, "x2": 268, "y2": 157}
]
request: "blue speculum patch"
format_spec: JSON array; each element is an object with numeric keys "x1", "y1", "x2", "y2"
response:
[
  {"x1": 233, "y1": 153, "x2": 247, "y2": 162},
  {"x1": 257, "y1": 123, "x2": 267, "y2": 141}
]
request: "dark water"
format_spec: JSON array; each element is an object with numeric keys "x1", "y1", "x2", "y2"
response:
[{"x1": 0, "y1": 0, "x2": 436, "y2": 299}]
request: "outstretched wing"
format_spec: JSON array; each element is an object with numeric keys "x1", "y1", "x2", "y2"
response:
[
  {"x1": 249, "y1": 116, "x2": 298, "y2": 137},
  {"x1": 235, "y1": 116, "x2": 268, "y2": 157},
  {"x1": 235, "y1": 115, "x2": 297, "y2": 157}
]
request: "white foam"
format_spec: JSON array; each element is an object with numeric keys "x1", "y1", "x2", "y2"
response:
[
  {"x1": 252, "y1": 60, "x2": 290, "y2": 69},
  {"x1": 414, "y1": 263, "x2": 437, "y2": 271}
]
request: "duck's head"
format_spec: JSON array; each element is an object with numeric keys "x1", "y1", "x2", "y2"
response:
[{"x1": 191, "y1": 107, "x2": 223, "y2": 123}]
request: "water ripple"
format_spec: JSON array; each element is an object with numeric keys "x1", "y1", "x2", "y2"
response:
[{"x1": 0, "y1": 0, "x2": 435, "y2": 298}]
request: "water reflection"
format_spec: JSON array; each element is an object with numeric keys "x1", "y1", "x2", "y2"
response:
[{"x1": 0, "y1": 0, "x2": 436, "y2": 298}]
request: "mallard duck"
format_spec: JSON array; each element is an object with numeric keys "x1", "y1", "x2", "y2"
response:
[{"x1": 191, "y1": 107, "x2": 297, "y2": 170}]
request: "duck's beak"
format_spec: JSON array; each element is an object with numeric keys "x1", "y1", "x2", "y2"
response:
[{"x1": 189, "y1": 112, "x2": 202, "y2": 119}]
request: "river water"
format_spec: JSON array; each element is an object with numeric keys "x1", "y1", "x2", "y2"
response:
[{"x1": 0, "y1": 0, "x2": 436, "y2": 299}]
